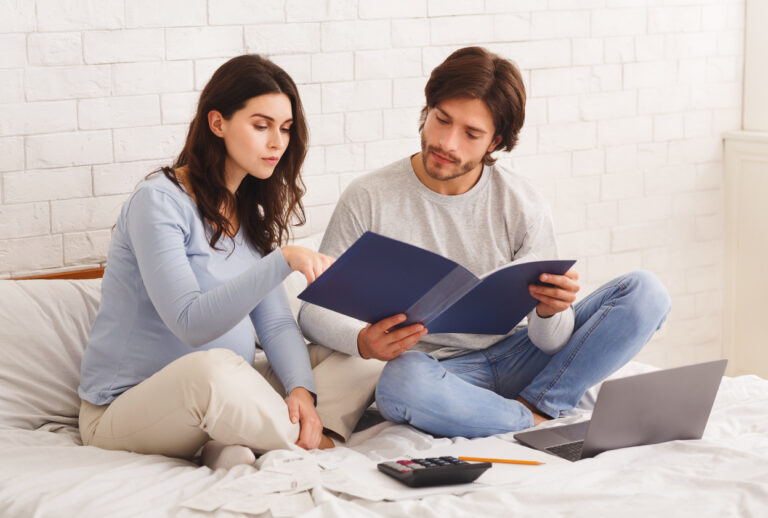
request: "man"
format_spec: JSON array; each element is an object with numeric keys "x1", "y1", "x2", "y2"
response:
[{"x1": 298, "y1": 47, "x2": 671, "y2": 438}]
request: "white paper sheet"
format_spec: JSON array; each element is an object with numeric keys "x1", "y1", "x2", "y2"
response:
[{"x1": 268, "y1": 492, "x2": 316, "y2": 517}]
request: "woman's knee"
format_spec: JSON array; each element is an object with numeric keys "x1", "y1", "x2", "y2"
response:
[{"x1": 177, "y1": 348, "x2": 251, "y2": 398}]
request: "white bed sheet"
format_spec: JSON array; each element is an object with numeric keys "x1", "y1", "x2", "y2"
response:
[{"x1": 1, "y1": 364, "x2": 767, "y2": 518}]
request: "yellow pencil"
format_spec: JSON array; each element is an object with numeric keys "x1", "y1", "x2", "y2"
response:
[{"x1": 458, "y1": 456, "x2": 543, "y2": 466}]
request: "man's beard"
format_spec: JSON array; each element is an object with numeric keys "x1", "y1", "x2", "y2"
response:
[{"x1": 420, "y1": 133, "x2": 481, "y2": 182}]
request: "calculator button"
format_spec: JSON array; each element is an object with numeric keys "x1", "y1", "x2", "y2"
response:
[{"x1": 383, "y1": 461, "x2": 411, "y2": 472}]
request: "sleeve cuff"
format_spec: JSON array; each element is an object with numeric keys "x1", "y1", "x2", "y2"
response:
[
  {"x1": 288, "y1": 386, "x2": 318, "y2": 407},
  {"x1": 268, "y1": 247, "x2": 292, "y2": 278},
  {"x1": 284, "y1": 382, "x2": 318, "y2": 406},
  {"x1": 527, "y1": 306, "x2": 574, "y2": 355},
  {"x1": 298, "y1": 301, "x2": 366, "y2": 358},
  {"x1": 343, "y1": 325, "x2": 364, "y2": 358}
]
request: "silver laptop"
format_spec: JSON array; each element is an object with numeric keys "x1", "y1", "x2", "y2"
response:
[{"x1": 514, "y1": 359, "x2": 727, "y2": 462}]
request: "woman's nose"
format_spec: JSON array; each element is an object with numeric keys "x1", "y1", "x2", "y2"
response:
[{"x1": 269, "y1": 129, "x2": 286, "y2": 150}]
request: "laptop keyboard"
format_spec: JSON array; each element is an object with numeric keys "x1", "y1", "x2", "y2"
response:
[{"x1": 546, "y1": 441, "x2": 584, "y2": 461}]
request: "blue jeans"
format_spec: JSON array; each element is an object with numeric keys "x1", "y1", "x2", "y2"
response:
[{"x1": 374, "y1": 270, "x2": 671, "y2": 438}]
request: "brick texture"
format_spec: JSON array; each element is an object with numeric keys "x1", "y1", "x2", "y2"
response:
[{"x1": 0, "y1": 0, "x2": 745, "y2": 369}]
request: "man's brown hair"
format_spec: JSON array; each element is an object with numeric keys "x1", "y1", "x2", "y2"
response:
[{"x1": 419, "y1": 46, "x2": 526, "y2": 165}]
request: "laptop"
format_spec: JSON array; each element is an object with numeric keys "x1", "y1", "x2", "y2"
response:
[{"x1": 514, "y1": 359, "x2": 727, "y2": 462}]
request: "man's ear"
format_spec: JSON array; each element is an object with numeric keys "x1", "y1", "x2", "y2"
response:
[
  {"x1": 488, "y1": 135, "x2": 502, "y2": 153},
  {"x1": 208, "y1": 110, "x2": 225, "y2": 138}
]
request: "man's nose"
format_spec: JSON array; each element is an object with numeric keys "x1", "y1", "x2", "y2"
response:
[{"x1": 440, "y1": 127, "x2": 459, "y2": 151}]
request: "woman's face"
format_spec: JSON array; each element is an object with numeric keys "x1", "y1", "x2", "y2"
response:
[{"x1": 211, "y1": 93, "x2": 293, "y2": 187}]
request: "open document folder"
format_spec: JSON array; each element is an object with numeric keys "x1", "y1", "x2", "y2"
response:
[{"x1": 298, "y1": 231, "x2": 575, "y2": 335}]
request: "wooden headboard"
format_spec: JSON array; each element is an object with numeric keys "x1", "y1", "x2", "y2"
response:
[{"x1": 14, "y1": 267, "x2": 105, "y2": 280}]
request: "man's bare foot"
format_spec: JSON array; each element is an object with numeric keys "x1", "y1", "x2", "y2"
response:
[
  {"x1": 516, "y1": 397, "x2": 552, "y2": 426},
  {"x1": 318, "y1": 434, "x2": 335, "y2": 449}
]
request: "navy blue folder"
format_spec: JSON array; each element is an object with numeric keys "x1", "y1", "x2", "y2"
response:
[{"x1": 298, "y1": 232, "x2": 576, "y2": 335}]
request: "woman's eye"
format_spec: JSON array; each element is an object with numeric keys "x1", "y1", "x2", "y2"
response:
[
  {"x1": 280, "y1": 127, "x2": 291, "y2": 133},
  {"x1": 467, "y1": 133, "x2": 479, "y2": 140},
  {"x1": 436, "y1": 117, "x2": 448, "y2": 125},
  {"x1": 253, "y1": 125, "x2": 268, "y2": 131}
]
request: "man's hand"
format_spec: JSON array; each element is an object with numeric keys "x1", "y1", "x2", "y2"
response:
[
  {"x1": 284, "y1": 387, "x2": 323, "y2": 450},
  {"x1": 528, "y1": 269, "x2": 580, "y2": 318},
  {"x1": 357, "y1": 314, "x2": 427, "y2": 361}
]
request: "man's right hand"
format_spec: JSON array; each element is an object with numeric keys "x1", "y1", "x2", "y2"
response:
[{"x1": 357, "y1": 314, "x2": 427, "y2": 361}]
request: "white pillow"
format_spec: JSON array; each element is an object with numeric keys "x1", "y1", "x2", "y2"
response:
[
  {"x1": 0, "y1": 233, "x2": 323, "y2": 431},
  {"x1": 0, "y1": 279, "x2": 101, "y2": 431}
]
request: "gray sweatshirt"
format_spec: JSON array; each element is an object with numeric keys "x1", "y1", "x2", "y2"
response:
[{"x1": 298, "y1": 156, "x2": 574, "y2": 360}]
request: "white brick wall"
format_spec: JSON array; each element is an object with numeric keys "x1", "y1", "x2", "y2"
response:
[
  {"x1": 0, "y1": 101, "x2": 77, "y2": 136},
  {"x1": 27, "y1": 33, "x2": 83, "y2": 66},
  {"x1": 4, "y1": 167, "x2": 92, "y2": 203},
  {"x1": 125, "y1": 0, "x2": 207, "y2": 28},
  {"x1": 26, "y1": 131, "x2": 113, "y2": 169},
  {"x1": 36, "y1": 0, "x2": 123, "y2": 31},
  {"x1": 78, "y1": 95, "x2": 160, "y2": 130},
  {"x1": 26, "y1": 65, "x2": 112, "y2": 101},
  {"x1": 0, "y1": 0, "x2": 745, "y2": 370},
  {"x1": 84, "y1": 29, "x2": 165, "y2": 64}
]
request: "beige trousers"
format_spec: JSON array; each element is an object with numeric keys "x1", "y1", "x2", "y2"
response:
[
  {"x1": 253, "y1": 344, "x2": 385, "y2": 442},
  {"x1": 79, "y1": 346, "x2": 384, "y2": 459}
]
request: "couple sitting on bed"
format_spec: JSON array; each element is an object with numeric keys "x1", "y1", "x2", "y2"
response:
[{"x1": 77, "y1": 48, "x2": 671, "y2": 470}]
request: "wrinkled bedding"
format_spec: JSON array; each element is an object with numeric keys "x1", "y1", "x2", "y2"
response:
[{"x1": 2, "y1": 363, "x2": 767, "y2": 518}]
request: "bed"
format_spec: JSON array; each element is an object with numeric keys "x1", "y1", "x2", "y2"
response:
[{"x1": 1, "y1": 262, "x2": 767, "y2": 517}]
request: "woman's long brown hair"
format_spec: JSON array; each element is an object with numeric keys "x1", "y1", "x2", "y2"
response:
[{"x1": 159, "y1": 54, "x2": 308, "y2": 254}]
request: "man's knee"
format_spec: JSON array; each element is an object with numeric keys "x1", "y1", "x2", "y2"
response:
[
  {"x1": 623, "y1": 270, "x2": 671, "y2": 324},
  {"x1": 375, "y1": 351, "x2": 433, "y2": 422}
]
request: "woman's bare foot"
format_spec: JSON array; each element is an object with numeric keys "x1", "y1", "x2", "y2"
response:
[
  {"x1": 318, "y1": 434, "x2": 335, "y2": 450},
  {"x1": 516, "y1": 397, "x2": 552, "y2": 426}
]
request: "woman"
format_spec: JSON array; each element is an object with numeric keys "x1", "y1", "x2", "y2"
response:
[{"x1": 78, "y1": 54, "x2": 334, "y2": 470}]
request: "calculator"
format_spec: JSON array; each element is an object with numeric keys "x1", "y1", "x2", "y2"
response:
[{"x1": 377, "y1": 456, "x2": 492, "y2": 487}]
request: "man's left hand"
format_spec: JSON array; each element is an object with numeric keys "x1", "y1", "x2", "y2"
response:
[
  {"x1": 529, "y1": 269, "x2": 580, "y2": 318},
  {"x1": 284, "y1": 387, "x2": 323, "y2": 450}
]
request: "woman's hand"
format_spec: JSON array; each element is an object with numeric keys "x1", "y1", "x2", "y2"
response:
[
  {"x1": 284, "y1": 387, "x2": 324, "y2": 450},
  {"x1": 280, "y1": 246, "x2": 334, "y2": 284}
]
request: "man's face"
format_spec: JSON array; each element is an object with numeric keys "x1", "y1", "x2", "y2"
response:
[{"x1": 420, "y1": 97, "x2": 501, "y2": 182}]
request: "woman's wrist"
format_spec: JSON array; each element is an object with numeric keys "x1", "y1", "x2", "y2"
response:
[{"x1": 288, "y1": 386, "x2": 317, "y2": 406}]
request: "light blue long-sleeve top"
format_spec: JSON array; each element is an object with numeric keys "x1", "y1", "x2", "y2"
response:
[{"x1": 78, "y1": 173, "x2": 314, "y2": 405}]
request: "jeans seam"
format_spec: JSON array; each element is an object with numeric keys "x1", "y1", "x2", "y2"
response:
[
  {"x1": 445, "y1": 361, "x2": 488, "y2": 375},
  {"x1": 526, "y1": 280, "x2": 627, "y2": 414},
  {"x1": 486, "y1": 340, "x2": 530, "y2": 364},
  {"x1": 485, "y1": 348, "x2": 502, "y2": 394}
]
